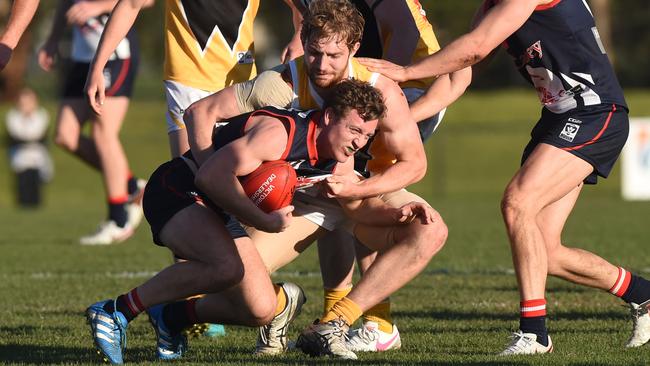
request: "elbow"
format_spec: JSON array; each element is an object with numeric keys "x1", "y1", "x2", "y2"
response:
[{"x1": 411, "y1": 158, "x2": 427, "y2": 184}]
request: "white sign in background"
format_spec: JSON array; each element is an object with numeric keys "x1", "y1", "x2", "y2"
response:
[{"x1": 622, "y1": 118, "x2": 650, "y2": 200}]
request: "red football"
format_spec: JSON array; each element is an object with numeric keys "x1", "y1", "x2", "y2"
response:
[{"x1": 240, "y1": 161, "x2": 297, "y2": 213}]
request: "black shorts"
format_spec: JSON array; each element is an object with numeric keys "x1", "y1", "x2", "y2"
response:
[
  {"x1": 522, "y1": 104, "x2": 629, "y2": 184},
  {"x1": 62, "y1": 58, "x2": 138, "y2": 98},
  {"x1": 142, "y1": 158, "x2": 248, "y2": 246}
]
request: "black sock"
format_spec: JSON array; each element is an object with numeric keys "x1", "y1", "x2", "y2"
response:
[
  {"x1": 127, "y1": 176, "x2": 138, "y2": 196},
  {"x1": 163, "y1": 299, "x2": 199, "y2": 335},
  {"x1": 622, "y1": 275, "x2": 650, "y2": 305},
  {"x1": 108, "y1": 201, "x2": 128, "y2": 227},
  {"x1": 520, "y1": 316, "x2": 549, "y2": 346}
]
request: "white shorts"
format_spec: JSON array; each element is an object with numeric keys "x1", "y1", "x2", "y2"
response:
[
  {"x1": 293, "y1": 187, "x2": 427, "y2": 231},
  {"x1": 164, "y1": 80, "x2": 215, "y2": 133}
]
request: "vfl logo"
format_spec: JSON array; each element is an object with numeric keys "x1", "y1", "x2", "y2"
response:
[
  {"x1": 560, "y1": 122, "x2": 580, "y2": 142},
  {"x1": 526, "y1": 40, "x2": 543, "y2": 59}
]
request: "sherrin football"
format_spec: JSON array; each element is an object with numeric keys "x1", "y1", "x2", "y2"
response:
[{"x1": 240, "y1": 161, "x2": 297, "y2": 213}]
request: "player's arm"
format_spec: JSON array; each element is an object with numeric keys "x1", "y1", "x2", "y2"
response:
[
  {"x1": 359, "y1": 0, "x2": 541, "y2": 82},
  {"x1": 0, "y1": 0, "x2": 39, "y2": 70},
  {"x1": 84, "y1": 0, "x2": 154, "y2": 113},
  {"x1": 183, "y1": 66, "x2": 293, "y2": 166},
  {"x1": 194, "y1": 116, "x2": 293, "y2": 233},
  {"x1": 334, "y1": 76, "x2": 426, "y2": 200},
  {"x1": 409, "y1": 66, "x2": 472, "y2": 122},
  {"x1": 281, "y1": 0, "x2": 304, "y2": 63},
  {"x1": 65, "y1": 0, "x2": 122, "y2": 26},
  {"x1": 370, "y1": 0, "x2": 419, "y2": 66},
  {"x1": 36, "y1": 0, "x2": 72, "y2": 72}
]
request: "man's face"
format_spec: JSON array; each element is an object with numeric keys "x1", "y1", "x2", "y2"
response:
[
  {"x1": 320, "y1": 108, "x2": 378, "y2": 163},
  {"x1": 304, "y1": 36, "x2": 353, "y2": 89}
]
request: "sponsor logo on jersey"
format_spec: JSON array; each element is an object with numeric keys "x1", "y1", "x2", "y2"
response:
[
  {"x1": 560, "y1": 122, "x2": 581, "y2": 142},
  {"x1": 526, "y1": 40, "x2": 543, "y2": 60},
  {"x1": 568, "y1": 117, "x2": 583, "y2": 124}
]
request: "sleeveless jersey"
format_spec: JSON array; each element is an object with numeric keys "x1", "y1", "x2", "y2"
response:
[
  {"x1": 71, "y1": 0, "x2": 134, "y2": 62},
  {"x1": 350, "y1": 0, "x2": 440, "y2": 90},
  {"x1": 286, "y1": 56, "x2": 396, "y2": 175},
  {"x1": 164, "y1": 0, "x2": 258, "y2": 91},
  {"x1": 209, "y1": 106, "x2": 338, "y2": 179},
  {"x1": 490, "y1": 0, "x2": 627, "y2": 113}
]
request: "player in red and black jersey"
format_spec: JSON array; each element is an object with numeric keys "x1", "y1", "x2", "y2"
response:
[
  {"x1": 361, "y1": 0, "x2": 650, "y2": 355},
  {"x1": 83, "y1": 80, "x2": 443, "y2": 363}
]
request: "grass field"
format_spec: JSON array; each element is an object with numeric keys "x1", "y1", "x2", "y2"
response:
[{"x1": 1, "y1": 90, "x2": 650, "y2": 365}]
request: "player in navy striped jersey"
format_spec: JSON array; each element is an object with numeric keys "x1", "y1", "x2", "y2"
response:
[{"x1": 361, "y1": 0, "x2": 650, "y2": 355}]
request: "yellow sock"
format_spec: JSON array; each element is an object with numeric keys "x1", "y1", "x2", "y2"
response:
[
  {"x1": 321, "y1": 296, "x2": 362, "y2": 326},
  {"x1": 323, "y1": 287, "x2": 352, "y2": 317},
  {"x1": 274, "y1": 284, "x2": 287, "y2": 316},
  {"x1": 363, "y1": 300, "x2": 393, "y2": 333}
]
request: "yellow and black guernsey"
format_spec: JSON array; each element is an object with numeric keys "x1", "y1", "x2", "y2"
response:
[{"x1": 164, "y1": 0, "x2": 259, "y2": 91}]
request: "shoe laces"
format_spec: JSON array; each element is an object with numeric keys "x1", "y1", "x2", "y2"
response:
[
  {"x1": 349, "y1": 324, "x2": 378, "y2": 346},
  {"x1": 108, "y1": 301, "x2": 127, "y2": 352},
  {"x1": 503, "y1": 331, "x2": 534, "y2": 353}
]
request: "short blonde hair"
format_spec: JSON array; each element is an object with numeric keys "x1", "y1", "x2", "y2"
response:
[{"x1": 300, "y1": 0, "x2": 364, "y2": 51}]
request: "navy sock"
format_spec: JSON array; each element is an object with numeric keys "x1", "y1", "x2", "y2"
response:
[
  {"x1": 163, "y1": 299, "x2": 199, "y2": 335},
  {"x1": 622, "y1": 275, "x2": 650, "y2": 305},
  {"x1": 127, "y1": 176, "x2": 138, "y2": 196},
  {"x1": 520, "y1": 316, "x2": 549, "y2": 346},
  {"x1": 108, "y1": 201, "x2": 128, "y2": 227}
]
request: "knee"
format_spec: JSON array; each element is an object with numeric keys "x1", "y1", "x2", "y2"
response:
[
  {"x1": 500, "y1": 187, "x2": 533, "y2": 227},
  {"x1": 240, "y1": 288, "x2": 277, "y2": 327},
  {"x1": 402, "y1": 212, "x2": 448, "y2": 260},
  {"x1": 54, "y1": 131, "x2": 77, "y2": 152}
]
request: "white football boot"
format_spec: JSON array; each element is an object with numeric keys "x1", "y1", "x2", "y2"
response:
[
  {"x1": 80, "y1": 221, "x2": 134, "y2": 245},
  {"x1": 346, "y1": 321, "x2": 401, "y2": 352},
  {"x1": 626, "y1": 299, "x2": 650, "y2": 347},
  {"x1": 255, "y1": 282, "x2": 306, "y2": 355},
  {"x1": 126, "y1": 179, "x2": 146, "y2": 229},
  {"x1": 499, "y1": 331, "x2": 553, "y2": 355}
]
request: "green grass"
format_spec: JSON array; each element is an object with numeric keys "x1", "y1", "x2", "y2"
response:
[{"x1": 1, "y1": 90, "x2": 650, "y2": 364}]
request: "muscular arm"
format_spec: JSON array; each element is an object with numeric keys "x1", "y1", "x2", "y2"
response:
[
  {"x1": 183, "y1": 67, "x2": 293, "y2": 166},
  {"x1": 402, "y1": 0, "x2": 540, "y2": 80},
  {"x1": 409, "y1": 67, "x2": 472, "y2": 122},
  {"x1": 371, "y1": 0, "x2": 419, "y2": 66},
  {"x1": 194, "y1": 117, "x2": 290, "y2": 232},
  {"x1": 341, "y1": 76, "x2": 426, "y2": 200}
]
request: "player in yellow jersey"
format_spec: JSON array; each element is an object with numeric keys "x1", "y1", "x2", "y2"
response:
[
  {"x1": 182, "y1": 0, "x2": 465, "y2": 358},
  {"x1": 84, "y1": 0, "x2": 304, "y2": 158},
  {"x1": 256, "y1": 0, "x2": 472, "y2": 352}
]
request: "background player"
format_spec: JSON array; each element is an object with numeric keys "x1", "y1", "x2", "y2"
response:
[
  {"x1": 361, "y1": 0, "x2": 650, "y2": 355},
  {"x1": 38, "y1": 0, "x2": 150, "y2": 245},
  {"x1": 84, "y1": 0, "x2": 304, "y2": 158}
]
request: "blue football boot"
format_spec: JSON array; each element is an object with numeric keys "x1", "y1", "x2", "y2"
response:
[
  {"x1": 147, "y1": 304, "x2": 188, "y2": 360},
  {"x1": 86, "y1": 299, "x2": 128, "y2": 364}
]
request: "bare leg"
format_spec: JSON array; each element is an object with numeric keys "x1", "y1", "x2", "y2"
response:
[
  {"x1": 318, "y1": 229, "x2": 355, "y2": 290},
  {"x1": 501, "y1": 143, "x2": 595, "y2": 300},
  {"x1": 53, "y1": 99, "x2": 101, "y2": 168},
  {"x1": 91, "y1": 97, "x2": 130, "y2": 200}
]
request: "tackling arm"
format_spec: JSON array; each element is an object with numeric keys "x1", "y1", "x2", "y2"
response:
[
  {"x1": 336, "y1": 76, "x2": 426, "y2": 200},
  {"x1": 409, "y1": 67, "x2": 472, "y2": 122}
]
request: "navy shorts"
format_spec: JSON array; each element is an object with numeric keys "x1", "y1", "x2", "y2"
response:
[
  {"x1": 62, "y1": 58, "x2": 138, "y2": 98},
  {"x1": 522, "y1": 104, "x2": 629, "y2": 184},
  {"x1": 142, "y1": 158, "x2": 248, "y2": 247}
]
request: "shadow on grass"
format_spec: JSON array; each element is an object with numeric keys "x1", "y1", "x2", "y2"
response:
[{"x1": 396, "y1": 309, "x2": 625, "y2": 322}]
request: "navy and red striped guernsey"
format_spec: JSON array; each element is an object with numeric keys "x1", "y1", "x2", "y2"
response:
[
  {"x1": 488, "y1": 0, "x2": 627, "y2": 114},
  {"x1": 203, "y1": 106, "x2": 339, "y2": 179}
]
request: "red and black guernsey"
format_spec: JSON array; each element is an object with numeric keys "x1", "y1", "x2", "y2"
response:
[
  {"x1": 203, "y1": 106, "x2": 338, "y2": 178},
  {"x1": 486, "y1": 0, "x2": 627, "y2": 114}
]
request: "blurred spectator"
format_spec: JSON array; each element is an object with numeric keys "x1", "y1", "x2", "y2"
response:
[{"x1": 5, "y1": 87, "x2": 53, "y2": 207}]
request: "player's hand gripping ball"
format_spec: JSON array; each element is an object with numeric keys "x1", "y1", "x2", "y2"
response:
[{"x1": 240, "y1": 161, "x2": 297, "y2": 213}]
